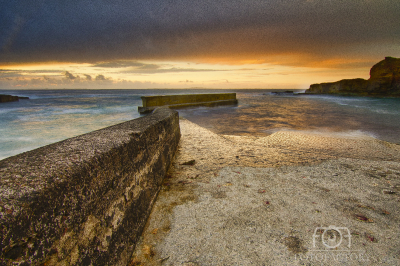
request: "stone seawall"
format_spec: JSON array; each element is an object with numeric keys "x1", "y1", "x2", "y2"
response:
[
  {"x1": 0, "y1": 107, "x2": 180, "y2": 265},
  {"x1": 138, "y1": 93, "x2": 238, "y2": 114}
]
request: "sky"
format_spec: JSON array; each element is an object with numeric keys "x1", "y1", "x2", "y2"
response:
[{"x1": 1, "y1": 0, "x2": 399, "y2": 89}]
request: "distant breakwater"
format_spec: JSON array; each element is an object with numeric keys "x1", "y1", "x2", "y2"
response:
[
  {"x1": 138, "y1": 93, "x2": 238, "y2": 114},
  {"x1": 0, "y1": 107, "x2": 180, "y2": 265}
]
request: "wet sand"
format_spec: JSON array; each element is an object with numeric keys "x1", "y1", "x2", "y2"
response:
[{"x1": 130, "y1": 118, "x2": 400, "y2": 265}]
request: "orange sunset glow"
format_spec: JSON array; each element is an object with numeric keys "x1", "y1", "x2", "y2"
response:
[{"x1": 1, "y1": 1, "x2": 399, "y2": 89}]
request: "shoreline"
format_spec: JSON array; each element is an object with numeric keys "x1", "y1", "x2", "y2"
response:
[{"x1": 131, "y1": 118, "x2": 400, "y2": 265}]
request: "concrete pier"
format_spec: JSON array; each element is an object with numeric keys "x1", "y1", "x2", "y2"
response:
[
  {"x1": 138, "y1": 93, "x2": 238, "y2": 114},
  {"x1": 0, "y1": 107, "x2": 180, "y2": 266}
]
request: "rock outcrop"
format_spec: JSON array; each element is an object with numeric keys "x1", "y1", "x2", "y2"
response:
[
  {"x1": 0, "y1": 94, "x2": 19, "y2": 103},
  {"x1": 306, "y1": 57, "x2": 400, "y2": 97},
  {"x1": 0, "y1": 94, "x2": 29, "y2": 103}
]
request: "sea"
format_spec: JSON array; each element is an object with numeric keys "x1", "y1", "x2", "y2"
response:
[{"x1": 1, "y1": 89, "x2": 400, "y2": 160}]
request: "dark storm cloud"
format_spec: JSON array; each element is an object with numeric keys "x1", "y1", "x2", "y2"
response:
[
  {"x1": 1, "y1": 0, "x2": 399, "y2": 65},
  {"x1": 64, "y1": 71, "x2": 76, "y2": 79},
  {"x1": 0, "y1": 69, "x2": 23, "y2": 78},
  {"x1": 95, "y1": 74, "x2": 107, "y2": 81},
  {"x1": 121, "y1": 67, "x2": 225, "y2": 74},
  {"x1": 90, "y1": 60, "x2": 224, "y2": 73},
  {"x1": 0, "y1": 69, "x2": 59, "y2": 74},
  {"x1": 0, "y1": 68, "x2": 62, "y2": 78},
  {"x1": 83, "y1": 74, "x2": 92, "y2": 80},
  {"x1": 92, "y1": 61, "x2": 154, "y2": 68}
]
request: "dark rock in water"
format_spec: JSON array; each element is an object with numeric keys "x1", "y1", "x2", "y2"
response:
[
  {"x1": 0, "y1": 94, "x2": 19, "y2": 103},
  {"x1": 306, "y1": 57, "x2": 400, "y2": 97},
  {"x1": 0, "y1": 94, "x2": 30, "y2": 103},
  {"x1": 270, "y1": 90, "x2": 294, "y2": 95}
]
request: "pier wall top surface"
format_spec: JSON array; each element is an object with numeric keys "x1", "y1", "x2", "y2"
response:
[{"x1": 141, "y1": 93, "x2": 236, "y2": 107}]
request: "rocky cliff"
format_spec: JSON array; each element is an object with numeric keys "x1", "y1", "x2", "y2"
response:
[{"x1": 306, "y1": 57, "x2": 400, "y2": 96}]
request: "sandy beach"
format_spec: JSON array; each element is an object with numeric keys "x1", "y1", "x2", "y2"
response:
[{"x1": 131, "y1": 118, "x2": 400, "y2": 265}]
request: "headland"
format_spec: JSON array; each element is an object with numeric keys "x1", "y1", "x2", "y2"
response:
[{"x1": 306, "y1": 57, "x2": 400, "y2": 97}]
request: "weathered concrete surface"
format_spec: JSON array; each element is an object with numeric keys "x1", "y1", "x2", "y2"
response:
[
  {"x1": 132, "y1": 119, "x2": 400, "y2": 265},
  {"x1": 138, "y1": 93, "x2": 238, "y2": 114},
  {"x1": 0, "y1": 107, "x2": 180, "y2": 266},
  {"x1": 306, "y1": 57, "x2": 400, "y2": 97}
]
